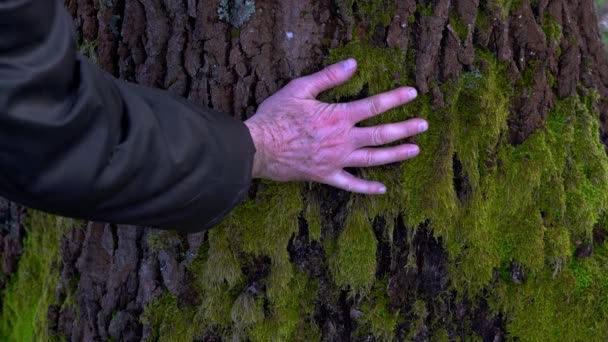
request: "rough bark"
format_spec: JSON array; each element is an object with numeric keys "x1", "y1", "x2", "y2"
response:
[{"x1": 2, "y1": 0, "x2": 608, "y2": 341}]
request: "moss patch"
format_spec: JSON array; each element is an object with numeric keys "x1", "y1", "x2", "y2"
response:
[
  {"x1": 323, "y1": 34, "x2": 608, "y2": 337},
  {"x1": 0, "y1": 212, "x2": 73, "y2": 341},
  {"x1": 141, "y1": 293, "x2": 197, "y2": 342},
  {"x1": 329, "y1": 201, "x2": 377, "y2": 292}
]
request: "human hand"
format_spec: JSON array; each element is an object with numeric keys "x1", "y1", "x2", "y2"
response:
[{"x1": 244, "y1": 59, "x2": 428, "y2": 195}]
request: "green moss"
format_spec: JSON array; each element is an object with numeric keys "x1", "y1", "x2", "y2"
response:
[
  {"x1": 0, "y1": 212, "x2": 73, "y2": 341},
  {"x1": 248, "y1": 272, "x2": 318, "y2": 341},
  {"x1": 320, "y1": 33, "x2": 608, "y2": 336},
  {"x1": 146, "y1": 230, "x2": 183, "y2": 254},
  {"x1": 230, "y1": 292, "x2": 264, "y2": 339},
  {"x1": 305, "y1": 198, "x2": 322, "y2": 242},
  {"x1": 329, "y1": 201, "x2": 377, "y2": 293},
  {"x1": 357, "y1": 0, "x2": 395, "y2": 27},
  {"x1": 431, "y1": 328, "x2": 450, "y2": 342},
  {"x1": 449, "y1": 15, "x2": 469, "y2": 41},
  {"x1": 194, "y1": 225, "x2": 244, "y2": 332},
  {"x1": 79, "y1": 39, "x2": 99, "y2": 65},
  {"x1": 416, "y1": 3, "x2": 433, "y2": 17},
  {"x1": 497, "y1": 0, "x2": 523, "y2": 17},
  {"x1": 542, "y1": 15, "x2": 563, "y2": 44},
  {"x1": 356, "y1": 279, "x2": 399, "y2": 339},
  {"x1": 231, "y1": 28, "x2": 240, "y2": 38},
  {"x1": 324, "y1": 41, "x2": 407, "y2": 107},
  {"x1": 326, "y1": 39, "x2": 608, "y2": 335},
  {"x1": 490, "y1": 241, "x2": 608, "y2": 340},
  {"x1": 405, "y1": 300, "x2": 430, "y2": 340},
  {"x1": 141, "y1": 293, "x2": 197, "y2": 341},
  {"x1": 145, "y1": 17, "x2": 608, "y2": 337},
  {"x1": 517, "y1": 60, "x2": 543, "y2": 90},
  {"x1": 183, "y1": 182, "x2": 308, "y2": 339}
]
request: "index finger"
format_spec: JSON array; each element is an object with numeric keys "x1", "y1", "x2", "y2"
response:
[{"x1": 345, "y1": 87, "x2": 418, "y2": 124}]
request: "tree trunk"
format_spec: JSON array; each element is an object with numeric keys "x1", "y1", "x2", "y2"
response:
[{"x1": 2, "y1": 0, "x2": 608, "y2": 340}]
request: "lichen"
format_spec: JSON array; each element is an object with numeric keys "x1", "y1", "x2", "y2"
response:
[
  {"x1": 78, "y1": 39, "x2": 99, "y2": 65},
  {"x1": 217, "y1": 0, "x2": 256, "y2": 28}
]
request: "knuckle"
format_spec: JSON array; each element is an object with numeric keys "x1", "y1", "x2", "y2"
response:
[
  {"x1": 368, "y1": 98, "x2": 381, "y2": 116},
  {"x1": 404, "y1": 123, "x2": 417, "y2": 137},
  {"x1": 365, "y1": 150, "x2": 374, "y2": 167},
  {"x1": 372, "y1": 126, "x2": 384, "y2": 145},
  {"x1": 323, "y1": 68, "x2": 340, "y2": 84}
]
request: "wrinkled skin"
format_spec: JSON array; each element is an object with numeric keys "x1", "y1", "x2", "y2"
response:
[{"x1": 245, "y1": 59, "x2": 428, "y2": 195}]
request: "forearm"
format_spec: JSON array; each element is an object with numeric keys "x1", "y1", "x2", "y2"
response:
[{"x1": 0, "y1": 0, "x2": 256, "y2": 232}]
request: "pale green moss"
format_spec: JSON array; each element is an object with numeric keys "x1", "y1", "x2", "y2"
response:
[
  {"x1": 305, "y1": 198, "x2": 322, "y2": 242},
  {"x1": 0, "y1": 212, "x2": 73, "y2": 341},
  {"x1": 329, "y1": 202, "x2": 377, "y2": 293},
  {"x1": 230, "y1": 292, "x2": 264, "y2": 339}
]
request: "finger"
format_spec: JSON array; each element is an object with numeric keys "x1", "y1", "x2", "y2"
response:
[
  {"x1": 352, "y1": 118, "x2": 428, "y2": 147},
  {"x1": 343, "y1": 144, "x2": 420, "y2": 167},
  {"x1": 345, "y1": 86, "x2": 418, "y2": 124},
  {"x1": 289, "y1": 59, "x2": 358, "y2": 98},
  {"x1": 324, "y1": 170, "x2": 387, "y2": 195}
]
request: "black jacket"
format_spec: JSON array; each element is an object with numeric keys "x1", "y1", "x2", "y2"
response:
[{"x1": 0, "y1": 0, "x2": 256, "y2": 232}]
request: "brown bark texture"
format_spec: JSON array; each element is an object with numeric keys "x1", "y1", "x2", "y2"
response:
[{"x1": 2, "y1": 0, "x2": 608, "y2": 341}]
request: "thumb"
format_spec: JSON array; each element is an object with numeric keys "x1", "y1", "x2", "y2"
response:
[{"x1": 291, "y1": 59, "x2": 358, "y2": 98}]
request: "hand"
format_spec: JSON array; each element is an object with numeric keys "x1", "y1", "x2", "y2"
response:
[{"x1": 244, "y1": 58, "x2": 428, "y2": 195}]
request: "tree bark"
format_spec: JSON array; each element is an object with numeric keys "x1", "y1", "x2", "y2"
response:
[{"x1": 2, "y1": 0, "x2": 608, "y2": 341}]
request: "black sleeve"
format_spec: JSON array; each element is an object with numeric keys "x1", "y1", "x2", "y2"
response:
[{"x1": 0, "y1": 0, "x2": 255, "y2": 232}]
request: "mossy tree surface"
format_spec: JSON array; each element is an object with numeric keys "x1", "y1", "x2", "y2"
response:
[{"x1": 2, "y1": 0, "x2": 608, "y2": 340}]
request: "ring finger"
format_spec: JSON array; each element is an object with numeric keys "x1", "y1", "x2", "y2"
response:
[
  {"x1": 352, "y1": 118, "x2": 428, "y2": 148},
  {"x1": 343, "y1": 144, "x2": 420, "y2": 167}
]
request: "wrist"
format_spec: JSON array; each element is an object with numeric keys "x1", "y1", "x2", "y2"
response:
[{"x1": 244, "y1": 120, "x2": 266, "y2": 179}]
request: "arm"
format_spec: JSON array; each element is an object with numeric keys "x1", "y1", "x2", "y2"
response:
[
  {"x1": 0, "y1": 0, "x2": 428, "y2": 233},
  {"x1": 0, "y1": 0, "x2": 255, "y2": 232}
]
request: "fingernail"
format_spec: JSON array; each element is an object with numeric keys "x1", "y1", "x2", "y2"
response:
[
  {"x1": 379, "y1": 186, "x2": 387, "y2": 194},
  {"x1": 343, "y1": 58, "x2": 357, "y2": 71},
  {"x1": 408, "y1": 88, "x2": 418, "y2": 99},
  {"x1": 418, "y1": 121, "x2": 428, "y2": 133},
  {"x1": 408, "y1": 146, "x2": 420, "y2": 158}
]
